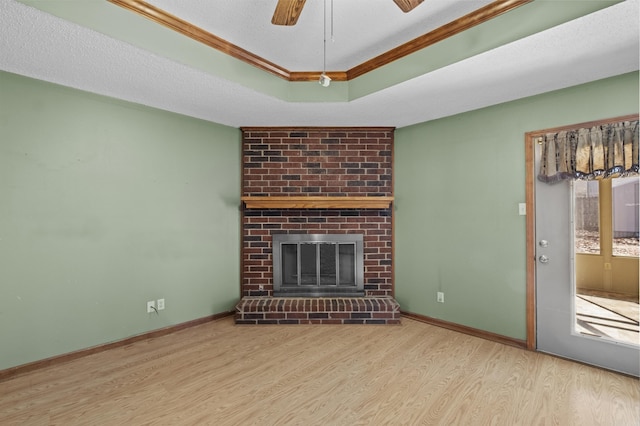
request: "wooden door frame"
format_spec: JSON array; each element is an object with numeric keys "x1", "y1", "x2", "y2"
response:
[{"x1": 524, "y1": 113, "x2": 639, "y2": 351}]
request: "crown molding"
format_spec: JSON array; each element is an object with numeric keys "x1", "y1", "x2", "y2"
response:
[
  {"x1": 107, "y1": 0, "x2": 290, "y2": 80},
  {"x1": 108, "y1": 0, "x2": 532, "y2": 82},
  {"x1": 289, "y1": 71, "x2": 349, "y2": 82},
  {"x1": 347, "y1": 0, "x2": 532, "y2": 79}
]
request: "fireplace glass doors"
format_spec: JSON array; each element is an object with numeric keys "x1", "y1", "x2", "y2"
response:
[{"x1": 273, "y1": 234, "x2": 364, "y2": 297}]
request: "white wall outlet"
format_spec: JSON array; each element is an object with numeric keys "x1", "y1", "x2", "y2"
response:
[
  {"x1": 147, "y1": 300, "x2": 156, "y2": 313},
  {"x1": 157, "y1": 298, "x2": 165, "y2": 310},
  {"x1": 437, "y1": 292, "x2": 445, "y2": 303}
]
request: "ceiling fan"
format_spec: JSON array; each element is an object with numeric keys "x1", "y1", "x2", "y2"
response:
[{"x1": 272, "y1": 0, "x2": 424, "y2": 26}]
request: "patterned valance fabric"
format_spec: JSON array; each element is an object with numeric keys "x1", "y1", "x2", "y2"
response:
[{"x1": 538, "y1": 120, "x2": 639, "y2": 183}]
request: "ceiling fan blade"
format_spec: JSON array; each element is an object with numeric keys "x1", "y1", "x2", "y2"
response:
[
  {"x1": 272, "y1": 0, "x2": 307, "y2": 26},
  {"x1": 393, "y1": 0, "x2": 424, "y2": 13}
]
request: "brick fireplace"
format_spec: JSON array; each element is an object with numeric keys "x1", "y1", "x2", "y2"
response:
[{"x1": 235, "y1": 127, "x2": 400, "y2": 324}]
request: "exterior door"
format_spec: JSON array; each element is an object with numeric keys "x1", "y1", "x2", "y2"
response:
[{"x1": 534, "y1": 141, "x2": 639, "y2": 376}]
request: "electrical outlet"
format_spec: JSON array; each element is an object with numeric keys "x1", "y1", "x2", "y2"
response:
[
  {"x1": 157, "y1": 298, "x2": 165, "y2": 310},
  {"x1": 147, "y1": 300, "x2": 156, "y2": 313},
  {"x1": 437, "y1": 292, "x2": 445, "y2": 303}
]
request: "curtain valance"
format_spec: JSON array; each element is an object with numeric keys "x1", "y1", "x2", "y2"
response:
[{"x1": 538, "y1": 120, "x2": 638, "y2": 183}]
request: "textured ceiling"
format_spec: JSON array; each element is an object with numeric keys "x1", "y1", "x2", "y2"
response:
[{"x1": 1, "y1": 0, "x2": 638, "y2": 129}]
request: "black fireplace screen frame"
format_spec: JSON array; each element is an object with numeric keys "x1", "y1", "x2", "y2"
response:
[{"x1": 272, "y1": 234, "x2": 365, "y2": 297}]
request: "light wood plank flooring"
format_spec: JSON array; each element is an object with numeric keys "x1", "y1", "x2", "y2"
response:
[{"x1": 1, "y1": 316, "x2": 638, "y2": 425}]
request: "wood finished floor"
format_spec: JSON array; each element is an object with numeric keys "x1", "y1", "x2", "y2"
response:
[{"x1": 1, "y1": 317, "x2": 638, "y2": 425}]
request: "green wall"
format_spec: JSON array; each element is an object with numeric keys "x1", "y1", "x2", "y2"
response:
[
  {"x1": 0, "y1": 71, "x2": 241, "y2": 371},
  {"x1": 1, "y1": 68, "x2": 638, "y2": 371},
  {"x1": 394, "y1": 71, "x2": 639, "y2": 340}
]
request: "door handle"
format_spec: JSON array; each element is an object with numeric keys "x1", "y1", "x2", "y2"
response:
[{"x1": 538, "y1": 255, "x2": 549, "y2": 264}]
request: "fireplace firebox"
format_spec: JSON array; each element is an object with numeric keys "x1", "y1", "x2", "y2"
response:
[{"x1": 272, "y1": 234, "x2": 365, "y2": 297}]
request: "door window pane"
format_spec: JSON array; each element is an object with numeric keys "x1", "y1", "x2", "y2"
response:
[
  {"x1": 319, "y1": 243, "x2": 337, "y2": 285},
  {"x1": 300, "y1": 244, "x2": 317, "y2": 285},
  {"x1": 612, "y1": 176, "x2": 639, "y2": 257},
  {"x1": 338, "y1": 244, "x2": 356, "y2": 285},
  {"x1": 574, "y1": 180, "x2": 600, "y2": 254},
  {"x1": 281, "y1": 244, "x2": 298, "y2": 287}
]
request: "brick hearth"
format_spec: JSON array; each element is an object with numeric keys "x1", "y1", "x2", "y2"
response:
[
  {"x1": 235, "y1": 297, "x2": 401, "y2": 325},
  {"x1": 238, "y1": 127, "x2": 398, "y2": 325}
]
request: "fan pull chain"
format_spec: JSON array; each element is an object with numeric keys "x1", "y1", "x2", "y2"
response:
[
  {"x1": 319, "y1": 0, "x2": 332, "y2": 87},
  {"x1": 331, "y1": 0, "x2": 334, "y2": 42},
  {"x1": 323, "y1": 0, "x2": 326, "y2": 72}
]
